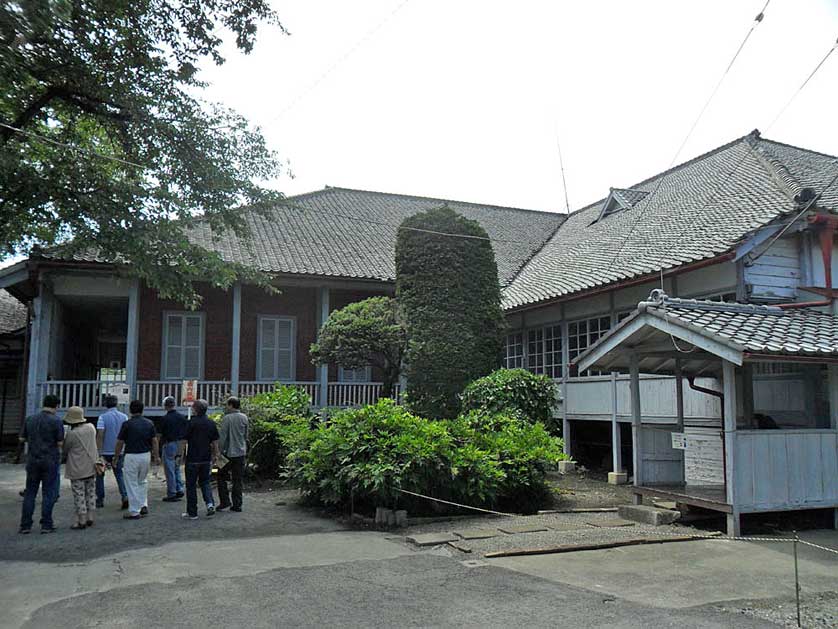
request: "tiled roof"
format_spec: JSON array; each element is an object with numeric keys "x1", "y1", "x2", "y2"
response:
[
  {"x1": 610, "y1": 188, "x2": 649, "y2": 209},
  {"x1": 640, "y1": 297, "x2": 838, "y2": 357},
  {"x1": 0, "y1": 289, "x2": 26, "y2": 335},
  {"x1": 502, "y1": 132, "x2": 838, "y2": 309},
  {"x1": 44, "y1": 188, "x2": 565, "y2": 287}
]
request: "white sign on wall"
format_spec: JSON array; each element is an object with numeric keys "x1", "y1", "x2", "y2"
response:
[
  {"x1": 671, "y1": 432, "x2": 687, "y2": 450},
  {"x1": 102, "y1": 383, "x2": 130, "y2": 405}
]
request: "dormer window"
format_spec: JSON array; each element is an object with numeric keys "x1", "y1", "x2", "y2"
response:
[{"x1": 595, "y1": 187, "x2": 649, "y2": 222}]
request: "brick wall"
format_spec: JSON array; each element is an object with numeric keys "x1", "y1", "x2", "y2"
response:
[
  {"x1": 137, "y1": 283, "x2": 389, "y2": 382},
  {"x1": 137, "y1": 283, "x2": 234, "y2": 380},
  {"x1": 239, "y1": 285, "x2": 318, "y2": 381}
]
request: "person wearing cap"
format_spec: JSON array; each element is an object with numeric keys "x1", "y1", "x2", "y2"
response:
[
  {"x1": 159, "y1": 396, "x2": 187, "y2": 502},
  {"x1": 62, "y1": 407, "x2": 99, "y2": 530},
  {"x1": 96, "y1": 394, "x2": 128, "y2": 509},
  {"x1": 19, "y1": 394, "x2": 64, "y2": 534}
]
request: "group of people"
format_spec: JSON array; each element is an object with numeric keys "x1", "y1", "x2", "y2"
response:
[{"x1": 18, "y1": 393, "x2": 249, "y2": 534}]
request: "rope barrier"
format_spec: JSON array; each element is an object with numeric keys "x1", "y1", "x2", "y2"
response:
[
  {"x1": 394, "y1": 488, "x2": 516, "y2": 517},
  {"x1": 799, "y1": 539, "x2": 838, "y2": 556}
]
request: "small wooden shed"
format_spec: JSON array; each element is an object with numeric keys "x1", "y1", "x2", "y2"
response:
[{"x1": 575, "y1": 293, "x2": 838, "y2": 536}]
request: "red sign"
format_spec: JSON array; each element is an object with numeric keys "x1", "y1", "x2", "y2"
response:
[{"x1": 181, "y1": 380, "x2": 198, "y2": 405}]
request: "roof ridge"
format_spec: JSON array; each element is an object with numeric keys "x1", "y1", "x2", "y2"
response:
[
  {"x1": 747, "y1": 135, "x2": 802, "y2": 203},
  {"x1": 655, "y1": 296, "x2": 785, "y2": 316},
  {"x1": 292, "y1": 186, "x2": 564, "y2": 218},
  {"x1": 758, "y1": 136, "x2": 838, "y2": 162}
]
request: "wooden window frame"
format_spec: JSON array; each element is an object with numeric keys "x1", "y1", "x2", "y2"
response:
[
  {"x1": 256, "y1": 315, "x2": 296, "y2": 382},
  {"x1": 161, "y1": 311, "x2": 206, "y2": 381}
]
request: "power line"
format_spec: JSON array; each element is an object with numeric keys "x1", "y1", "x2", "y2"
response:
[
  {"x1": 555, "y1": 126, "x2": 571, "y2": 214},
  {"x1": 264, "y1": 0, "x2": 411, "y2": 126},
  {"x1": 0, "y1": 122, "x2": 145, "y2": 169},
  {"x1": 604, "y1": 0, "x2": 771, "y2": 274},
  {"x1": 767, "y1": 36, "x2": 838, "y2": 130}
]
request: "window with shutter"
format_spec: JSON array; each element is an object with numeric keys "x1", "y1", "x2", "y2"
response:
[
  {"x1": 162, "y1": 312, "x2": 205, "y2": 380},
  {"x1": 257, "y1": 316, "x2": 295, "y2": 382},
  {"x1": 338, "y1": 366, "x2": 371, "y2": 382}
]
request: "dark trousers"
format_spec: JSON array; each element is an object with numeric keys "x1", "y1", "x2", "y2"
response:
[
  {"x1": 96, "y1": 454, "x2": 127, "y2": 505},
  {"x1": 217, "y1": 456, "x2": 245, "y2": 509},
  {"x1": 20, "y1": 458, "x2": 59, "y2": 530},
  {"x1": 185, "y1": 462, "x2": 214, "y2": 516}
]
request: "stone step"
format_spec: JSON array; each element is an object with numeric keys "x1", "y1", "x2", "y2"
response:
[{"x1": 618, "y1": 504, "x2": 682, "y2": 526}]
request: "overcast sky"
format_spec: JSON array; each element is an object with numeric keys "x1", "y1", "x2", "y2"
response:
[{"x1": 199, "y1": 0, "x2": 838, "y2": 214}]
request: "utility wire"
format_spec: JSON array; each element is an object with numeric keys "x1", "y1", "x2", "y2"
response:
[
  {"x1": 767, "y1": 36, "x2": 838, "y2": 130},
  {"x1": 0, "y1": 122, "x2": 145, "y2": 169},
  {"x1": 555, "y1": 126, "x2": 571, "y2": 214},
  {"x1": 264, "y1": 0, "x2": 411, "y2": 125},
  {"x1": 604, "y1": 0, "x2": 771, "y2": 274}
]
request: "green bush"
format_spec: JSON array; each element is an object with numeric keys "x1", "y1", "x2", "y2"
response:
[
  {"x1": 395, "y1": 206, "x2": 505, "y2": 419},
  {"x1": 461, "y1": 368, "x2": 559, "y2": 433},
  {"x1": 287, "y1": 399, "x2": 566, "y2": 514},
  {"x1": 219, "y1": 384, "x2": 316, "y2": 479}
]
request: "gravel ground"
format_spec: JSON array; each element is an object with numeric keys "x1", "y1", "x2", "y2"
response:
[
  {"x1": 715, "y1": 591, "x2": 838, "y2": 627},
  {"x1": 399, "y1": 510, "x2": 705, "y2": 556},
  {"x1": 547, "y1": 468, "x2": 636, "y2": 509}
]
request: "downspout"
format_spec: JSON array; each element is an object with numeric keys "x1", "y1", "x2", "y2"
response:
[{"x1": 777, "y1": 214, "x2": 838, "y2": 309}]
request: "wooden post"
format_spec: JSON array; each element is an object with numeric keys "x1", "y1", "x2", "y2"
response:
[
  {"x1": 629, "y1": 352, "x2": 642, "y2": 503},
  {"x1": 722, "y1": 359, "x2": 740, "y2": 537},
  {"x1": 125, "y1": 278, "x2": 140, "y2": 398},
  {"x1": 741, "y1": 363, "x2": 754, "y2": 428},
  {"x1": 611, "y1": 371, "x2": 622, "y2": 473},
  {"x1": 317, "y1": 286, "x2": 330, "y2": 408},
  {"x1": 674, "y1": 359, "x2": 685, "y2": 483},
  {"x1": 560, "y1": 311, "x2": 571, "y2": 457},
  {"x1": 26, "y1": 294, "x2": 43, "y2": 417},
  {"x1": 230, "y1": 283, "x2": 242, "y2": 396},
  {"x1": 829, "y1": 365, "x2": 838, "y2": 529}
]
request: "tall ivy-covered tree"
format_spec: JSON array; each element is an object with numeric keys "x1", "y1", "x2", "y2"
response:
[
  {"x1": 0, "y1": 1, "x2": 285, "y2": 306},
  {"x1": 310, "y1": 296, "x2": 405, "y2": 398},
  {"x1": 395, "y1": 206, "x2": 505, "y2": 418}
]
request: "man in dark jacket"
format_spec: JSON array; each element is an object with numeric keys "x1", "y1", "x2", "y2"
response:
[
  {"x1": 159, "y1": 396, "x2": 187, "y2": 501},
  {"x1": 179, "y1": 399, "x2": 220, "y2": 520},
  {"x1": 19, "y1": 395, "x2": 64, "y2": 534}
]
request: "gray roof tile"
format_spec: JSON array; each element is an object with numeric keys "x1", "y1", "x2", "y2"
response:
[
  {"x1": 644, "y1": 298, "x2": 838, "y2": 357},
  {"x1": 502, "y1": 132, "x2": 838, "y2": 309},
  {"x1": 0, "y1": 289, "x2": 25, "y2": 335}
]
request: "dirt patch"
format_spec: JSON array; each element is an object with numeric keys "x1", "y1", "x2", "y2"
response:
[{"x1": 547, "y1": 468, "x2": 635, "y2": 510}]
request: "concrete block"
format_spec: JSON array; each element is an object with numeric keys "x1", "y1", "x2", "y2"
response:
[
  {"x1": 498, "y1": 524, "x2": 550, "y2": 534},
  {"x1": 454, "y1": 529, "x2": 498, "y2": 540},
  {"x1": 405, "y1": 532, "x2": 459, "y2": 547},
  {"x1": 585, "y1": 518, "x2": 636, "y2": 528},
  {"x1": 652, "y1": 500, "x2": 679, "y2": 511},
  {"x1": 394, "y1": 510, "x2": 408, "y2": 527},
  {"x1": 608, "y1": 471, "x2": 629, "y2": 485},
  {"x1": 618, "y1": 504, "x2": 682, "y2": 526},
  {"x1": 557, "y1": 460, "x2": 576, "y2": 474}
]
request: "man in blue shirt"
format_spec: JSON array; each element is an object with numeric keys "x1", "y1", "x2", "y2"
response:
[
  {"x1": 19, "y1": 395, "x2": 64, "y2": 534},
  {"x1": 159, "y1": 396, "x2": 187, "y2": 501},
  {"x1": 96, "y1": 394, "x2": 128, "y2": 509}
]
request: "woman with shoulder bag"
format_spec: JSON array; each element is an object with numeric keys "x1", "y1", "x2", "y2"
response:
[{"x1": 62, "y1": 407, "x2": 100, "y2": 529}]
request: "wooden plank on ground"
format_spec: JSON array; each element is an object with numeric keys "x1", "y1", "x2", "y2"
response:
[{"x1": 483, "y1": 532, "x2": 722, "y2": 558}]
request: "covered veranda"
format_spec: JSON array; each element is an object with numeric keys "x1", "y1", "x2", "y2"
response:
[{"x1": 575, "y1": 292, "x2": 838, "y2": 536}]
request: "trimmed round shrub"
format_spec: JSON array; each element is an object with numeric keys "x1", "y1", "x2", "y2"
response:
[
  {"x1": 396, "y1": 206, "x2": 505, "y2": 419},
  {"x1": 461, "y1": 368, "x2": 559, "y2": 433}
]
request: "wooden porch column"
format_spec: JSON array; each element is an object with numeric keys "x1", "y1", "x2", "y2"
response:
[
  {"x1": 629, "y1": 352, "x2": 642, "y2": 504},
  {"x1": 674, "y1": 359, "x2": 685, "y2": 484},
  {"x1": 722, "y1": 359, "x2": 740, "y2": 537},
  {"x1": 317, "y1": 286, "x2": 330, "y2": 408},
  {"x1": 828, "y1": 365, "x2": 838, "y2": 529},
  {"x1": 560, "y1": 310, "x2": 571, "y2": 457},
  {"x1": 26, "y1": 287, "x2": 48, "y2": 416},
  {"x1": 230, "y1": 283, "x2": 242, "y2": 396},
  {"x1": 125, "y1": 279, "x2": 140, "y2": 396},
  {"x1": 611, "y1": 372, "x2": 622, "y2": 473}
]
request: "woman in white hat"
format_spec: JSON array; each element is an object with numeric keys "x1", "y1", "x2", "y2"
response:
[{"x1": 62, "y1": 406, "x2": 99, "y2": 529}]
